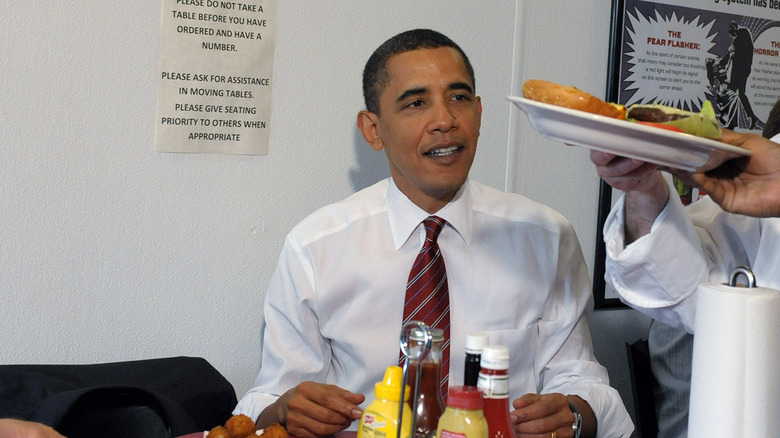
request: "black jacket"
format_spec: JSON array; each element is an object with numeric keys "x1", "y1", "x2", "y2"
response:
[{"x1": 0, "y1": 356, "x2": 237, "y2": 438}]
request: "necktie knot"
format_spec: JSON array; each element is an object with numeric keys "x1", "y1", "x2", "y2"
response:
[{"x1": 423, "y1": 216, "x2": 446, "y2": 247}]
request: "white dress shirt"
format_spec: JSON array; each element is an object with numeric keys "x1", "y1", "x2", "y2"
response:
[
  {"x1": 236, "y1": 178, "x2": 633, "y2": 437},
  {"x1": 603, "y1": 180, "x2": 780, "y2": 333}
]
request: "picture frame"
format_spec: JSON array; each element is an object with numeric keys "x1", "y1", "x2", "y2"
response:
[{"x1": 594, "y1": 0, "x2": 780, "y2": 309}]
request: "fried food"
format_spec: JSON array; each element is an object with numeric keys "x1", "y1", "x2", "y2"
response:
[
  {"x1": 208, "y1": 415, "x2": 287, "y2": 438},
  {"x1": 225, "y1": 414, "x2": 258, "y2": 438},
  {"x1": 206, "y1": 425, "x2": 230, "y2": 438},
  {"x1": 261, "y1": 422, "x2": 288, "y2": 438}
]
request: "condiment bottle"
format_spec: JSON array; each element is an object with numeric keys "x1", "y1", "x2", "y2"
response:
[
  {"x1": 476, "y1": 345, "x2": 517, "y2": 438},
  {"x1": 358, "y1": 365, "x2": 413, "y2": 438},
  {"x1": 464, "y1": 333, "x2": 489, "y2": 387},
  {"x1": 435, "y1": 386, "x2": 488, "y2": 438},
  {"x1": 406, "y1": 327, "x2": 446, "y2": 438}
]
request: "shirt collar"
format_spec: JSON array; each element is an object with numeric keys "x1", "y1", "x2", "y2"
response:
[{"x1": 386, "y1": 178, "x2": 472, "y2": 250}]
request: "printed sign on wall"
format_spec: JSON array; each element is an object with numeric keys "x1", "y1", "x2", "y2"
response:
[
  {"x1": 155, "y1": 0, "x2": 277, "y2": 155},
  {"x1": 594, "y1": 0, "x2": 780, "y2": 308},
  {"x1": 613, "y1": 0, "x2": 780, "y2": 132}
]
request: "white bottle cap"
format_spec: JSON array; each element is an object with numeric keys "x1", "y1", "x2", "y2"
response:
[
  {"x1": 480, "y1": 345, "x2": 509, "y2": 370},
  {"x1": 465, "y1": 332, "x2": 489, "y2": 354}
]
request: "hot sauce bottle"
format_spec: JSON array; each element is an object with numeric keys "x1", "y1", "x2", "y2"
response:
[
  {"x1": 464, "y1": 333, "x2": 489, "y2": 387},
  {"x1": 476, "y1": 345, "x2": 517, "y2": 438},
  {"x1": 405, "y1": 328, "x2": 446, "y2": 438}
]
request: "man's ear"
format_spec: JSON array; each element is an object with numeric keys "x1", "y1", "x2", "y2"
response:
[{"x1": 357, "y1": 110, "x2": 384, "y2": 151}]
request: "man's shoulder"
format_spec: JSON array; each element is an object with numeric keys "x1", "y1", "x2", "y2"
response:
[
  {"x1": 289, "y1": 179, "x2": 389, "y2": 241},
  {"x1": 467, "y1": 181, "x2": 571, "y2": 228}
]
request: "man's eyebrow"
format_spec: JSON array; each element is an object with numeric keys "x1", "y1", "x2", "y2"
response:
[
  {"x1": 396, "y1": 87, "x2": 427, "y2": 103},
  {"x1": 449, "y1": 82, "x2": 474, "y2": 94},
  {"x1": 395, "y1": 82, "x2": 474, "y2": 103}
]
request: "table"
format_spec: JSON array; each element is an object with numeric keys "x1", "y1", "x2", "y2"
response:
[{"x1": 177, "y1": 431, "x2": 358, "y2": 438}]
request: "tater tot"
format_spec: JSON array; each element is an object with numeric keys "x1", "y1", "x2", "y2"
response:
[
  {"x1": 261, "y1": 422, "x2": 288, "y2": 438},
  {"x1": 225, "y1": 414, "x2": 257, "y2": 438},
  {"x1": 207, "y1": 425, "x2": 230, "y2": 438}
]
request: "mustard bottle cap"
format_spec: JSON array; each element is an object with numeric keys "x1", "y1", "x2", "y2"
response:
[{"x1": 375, "y1": 365, "x2": 410, "y2": 401}]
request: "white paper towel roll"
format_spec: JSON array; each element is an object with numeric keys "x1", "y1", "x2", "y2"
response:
[{"x1": 688, "y1": 281, "x2": 780, "y2": 436}]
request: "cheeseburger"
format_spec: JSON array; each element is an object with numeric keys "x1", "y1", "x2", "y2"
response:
[{"x1": 521, "y1": 79, "x2": 723, "y2": 139}]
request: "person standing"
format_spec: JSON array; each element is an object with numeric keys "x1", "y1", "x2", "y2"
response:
[{"x1": 726, "y1": 21, "x2": 757, "y2": 129}]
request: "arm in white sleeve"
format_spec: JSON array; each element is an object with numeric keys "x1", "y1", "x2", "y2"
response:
[
  {"x1": 539, "y1": 223, "x2": 634, "y2": 437},
  {"x1": 234, "y1": 236, "x2": 331, "y2": 421},
  {"x1": 599, "y1": 178, "x2": 764, "y2": 333}
]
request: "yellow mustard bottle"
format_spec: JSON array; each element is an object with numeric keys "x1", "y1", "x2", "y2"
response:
[
  {"x1": 358, "y1": 365, "x2": 413, "y2": 438},
  {"x1": 435, "y1": 386, "x2": 488, "y2": 438}
]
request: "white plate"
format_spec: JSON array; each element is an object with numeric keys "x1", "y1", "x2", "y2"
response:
[{"x1": 508, "y1": 95, "x2": 751, "y2": 172}]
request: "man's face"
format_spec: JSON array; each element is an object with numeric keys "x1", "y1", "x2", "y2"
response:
[{"x1": 359, "y1": 47, "x2": 482, "y2": 213}]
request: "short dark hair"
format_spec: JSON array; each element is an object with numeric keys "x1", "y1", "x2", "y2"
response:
[
  {"x1": 362, "y1": 29, "x2": 475, "y2": 115},
  {"x1": 728, "y1": 21, "x2": 738, "y2": 35}
]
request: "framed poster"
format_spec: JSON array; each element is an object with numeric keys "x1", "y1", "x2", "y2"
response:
[{"x1": 594, "y1": 0, "x2": 780, "y2": 308}]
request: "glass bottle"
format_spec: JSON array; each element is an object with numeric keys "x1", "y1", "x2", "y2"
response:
[
  {"x1": 464, "y1": 333, "x2": 489, "y2": 387},
  {"x1": 435, "y1": 386, "x2": 488, "y2": 438},
  {"x1": 476, "y1": 345, "x2": 517, "y2": 438},
  {"x1": 406, "y1": 327, "x2": 446, "y2": 438}
]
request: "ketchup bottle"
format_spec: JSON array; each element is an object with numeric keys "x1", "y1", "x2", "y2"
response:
[
  {"x1": 476, "y1": 345, "x2": 517, "y2": 438},
  {"x1": 405, "y1": 328, "x2": 446, "y2": 438}
]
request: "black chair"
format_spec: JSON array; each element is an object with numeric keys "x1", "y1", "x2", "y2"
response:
[
  {"x1": 626, "y1": 339, "x2": 658, "y2": 438},
  {"x1": 0, "y1": 356, "x2": 237, "y2": 437}
]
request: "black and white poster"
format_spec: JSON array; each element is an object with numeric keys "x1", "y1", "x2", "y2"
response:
[
  {"x1": 612, "y1": 0, "x2": 780, "y2": 131},
  {"x1": 595, "y1": 0, "x2": 780, "y2": 308}
]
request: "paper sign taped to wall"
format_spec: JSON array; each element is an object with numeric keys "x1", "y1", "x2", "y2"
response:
[{"x1": 155, "y1": 0, "x2": 276, "y2": 155}]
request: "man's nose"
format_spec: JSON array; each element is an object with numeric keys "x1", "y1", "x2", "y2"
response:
[{"x1": 429, "y1": 100, "x2": 458, "y2": 132}]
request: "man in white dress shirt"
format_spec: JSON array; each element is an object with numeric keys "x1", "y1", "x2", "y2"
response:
[{"x1": 234, "y1": 29, "x2": 633, "y2": 438}]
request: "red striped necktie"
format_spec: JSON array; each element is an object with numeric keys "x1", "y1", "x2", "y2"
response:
[{"x1": 403, "y1": 216, "x2": 450, "y2": 397}]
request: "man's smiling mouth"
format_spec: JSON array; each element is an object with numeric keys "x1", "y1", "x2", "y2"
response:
[{"x1": 426, "y1": 145, "x2": 462, "y2": 156}]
